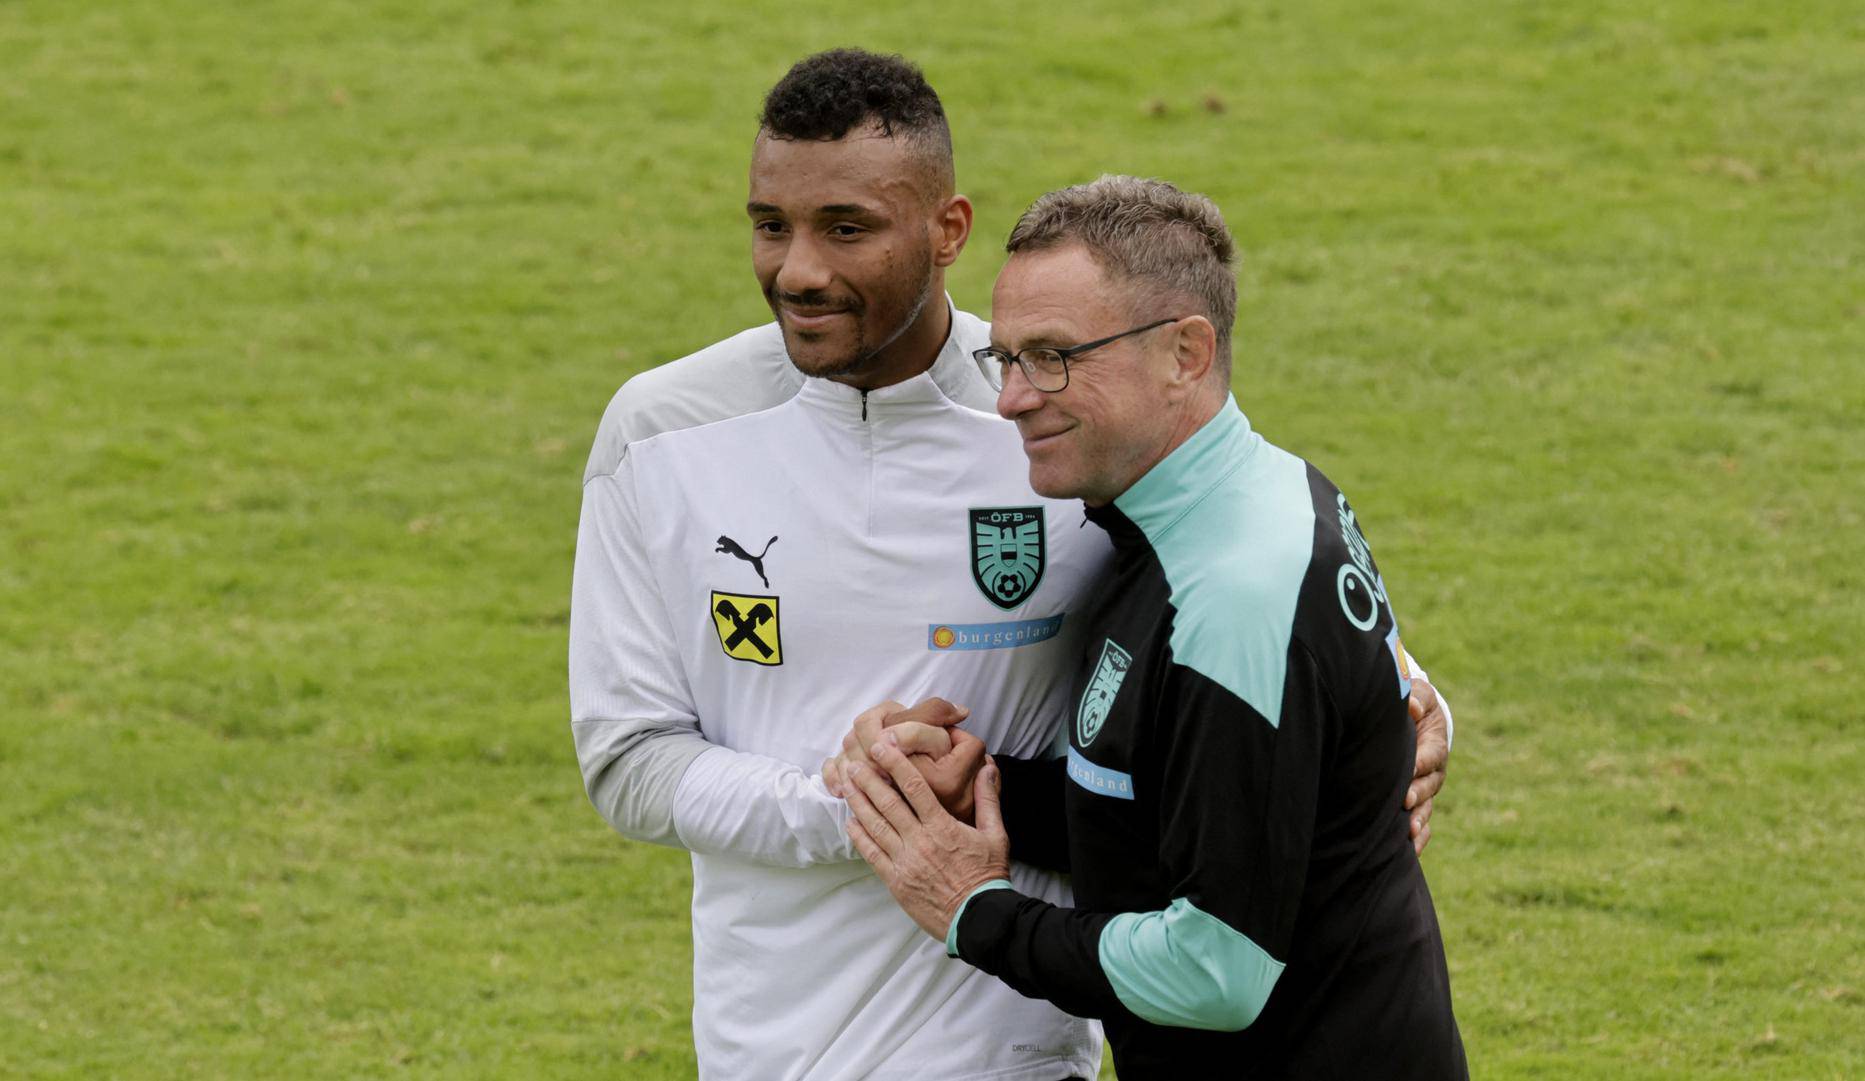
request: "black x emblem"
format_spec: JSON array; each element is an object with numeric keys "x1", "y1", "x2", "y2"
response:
[
  {"x1": 714, "y1": 598, "x2": 774, "y2": 657},
  {"x1": 709, "y1": 590, "x2": 782, "y2": 666}
]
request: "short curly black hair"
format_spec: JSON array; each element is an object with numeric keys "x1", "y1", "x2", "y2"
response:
[{"x1": 759, "y1": 49, "x2": 954, "y2": 193}]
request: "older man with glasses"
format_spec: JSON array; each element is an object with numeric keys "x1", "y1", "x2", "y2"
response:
[{"x1": 837, "y1": 176, "x2": 1469, "y2": 1079}]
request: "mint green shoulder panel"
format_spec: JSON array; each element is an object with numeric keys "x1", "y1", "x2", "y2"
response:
[{"x1": 1117, "y1": 406, "x2": 1314, "y2": 729}]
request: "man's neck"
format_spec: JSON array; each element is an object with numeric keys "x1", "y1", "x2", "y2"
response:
[
  {"x1": 1155, "y1": 389, "x2": 1226, "y2": 465},
  {"x1": 1087, "y1": 387, "x2": 1228, "y2": 507}
]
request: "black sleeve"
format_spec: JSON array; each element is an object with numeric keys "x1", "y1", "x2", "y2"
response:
[
  {"x1": 992, "y1": 754, "x2": 1071, "y2": 872},
  {"x1": 957, "y1": 653, "x2": 1330, "y2": 1034},
  {"x1": 1151, "y1": 651, "x2": 1326, "y2": 972},
  {"x1": 953, "y1": 888, "x2": 1126, "y2": 1020}
]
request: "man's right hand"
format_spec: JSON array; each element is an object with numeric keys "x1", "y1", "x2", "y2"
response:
[
  {"x1": 1406, "y1": 679, "x2": 1450, "y2": 854},
  {"x1": 822, "y1": 697, "x2": 988, "y2": 822}
]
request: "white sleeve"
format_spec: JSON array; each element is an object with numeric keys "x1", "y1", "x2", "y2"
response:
[
  {"x1": 569, "y1": 463, "x2": 856, "y2": 866},
  {"x1": 672, "y1": 747, "x2": 856, "y2": 866},
  {"x1": 1400, "y1": 648, "x2": 1454, "y2": 749}
]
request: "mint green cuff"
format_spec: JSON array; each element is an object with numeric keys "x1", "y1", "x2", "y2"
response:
[
  {"x1": 944, "y1": 879, "x2": 1015, "y2": 957},
  {"x1": 1097, "y1": 897, "x2": 1286, "y2": 1030}
]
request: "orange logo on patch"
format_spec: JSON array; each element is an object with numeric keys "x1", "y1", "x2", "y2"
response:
[{"x1": 931, "y1": 626, "x2": 957, "y2": 649}]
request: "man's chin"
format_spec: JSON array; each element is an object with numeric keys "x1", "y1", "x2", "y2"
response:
[
  {"x1": 1025, "y1": 450, "x2": 1102, "y2": 502},
  {"x1": 1025, "y1": 464, "x2": 1076, "y2": 501},
  {"x1": 781, "y1": 333, "x2": 867, "y2": 379}
]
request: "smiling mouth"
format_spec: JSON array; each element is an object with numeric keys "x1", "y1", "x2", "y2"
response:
[
  {"x1": 782, "y1": 308, "x2": 851, "y2": 331},
  {"x1": 1020, "y1": 427, "x2": 1072, "y2": 450}
]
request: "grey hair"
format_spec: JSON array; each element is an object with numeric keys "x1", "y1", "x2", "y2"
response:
[{"x1": 1005, "y1": 175, "x2": 1237, "y2": 367}]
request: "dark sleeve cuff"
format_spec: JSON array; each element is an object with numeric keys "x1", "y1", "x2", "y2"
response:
[
  {"x1": 945, "y1": 879, "x2": 1013, "y2": 956},
  {"x1": 953, "y1": 887, "x2": 1128, "y2": 1022}
]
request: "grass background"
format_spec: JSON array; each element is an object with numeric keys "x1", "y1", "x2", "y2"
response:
[{"x1": 3, "y1": 0, "x2": 1860, "y2": 1076}]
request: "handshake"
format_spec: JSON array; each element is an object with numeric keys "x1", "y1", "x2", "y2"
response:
[
  {"x1": 820, "y1": 697, "x2": 989, "y2": 822},
  {"x1": 819, "y1": 697, "x2": 1012, "y2": 942}
]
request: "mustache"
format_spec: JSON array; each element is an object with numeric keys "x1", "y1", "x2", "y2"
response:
[{"x1": 768, "y1": 288, "x2": 863, "y2": 314}]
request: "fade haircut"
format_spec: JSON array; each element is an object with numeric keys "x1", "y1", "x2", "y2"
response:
[
  {"x1": 1006, "y1": 175, "x2": 1238, "y2": 369},
  {"x1": 759, "y1": 48, "x2": 955, "y2": 197}
]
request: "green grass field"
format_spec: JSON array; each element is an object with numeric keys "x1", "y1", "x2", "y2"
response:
[{"x1": 3, "y1": 1, "x2": 1860, "y2": 1077}]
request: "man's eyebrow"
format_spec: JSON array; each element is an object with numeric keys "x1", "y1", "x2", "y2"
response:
[
  {"x1": 996, "y1": 324, "x2": 1072, "y2": 350},
  {"x1": 746, "y1": 201, "x2": 882, "y2": 218}
]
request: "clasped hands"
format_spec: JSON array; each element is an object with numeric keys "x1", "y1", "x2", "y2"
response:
[
  {"x1": 823, "y1": 672, "x2": 1451, "y2": 869},
  {"x1": 818, "y1": 681, "x2": 1452, "y2": 940},
  {"x1": 821, "y1": 698, "x2": 1007, "y2": 941}
]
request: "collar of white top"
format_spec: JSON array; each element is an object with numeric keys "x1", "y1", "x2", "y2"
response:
[{"x1": 791, "y1": 296, "x2": 997, "y2": 418}]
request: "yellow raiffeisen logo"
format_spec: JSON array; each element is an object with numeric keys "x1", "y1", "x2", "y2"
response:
[{"x1": 710, "y1": 591, "x2": 782, "y2": 666}]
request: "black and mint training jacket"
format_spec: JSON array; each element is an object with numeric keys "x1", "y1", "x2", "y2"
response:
[{"x1": 951, "y1": 399, "x2": 1467, "y2": 1079}]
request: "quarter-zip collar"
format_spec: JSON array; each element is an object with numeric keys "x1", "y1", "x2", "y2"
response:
[
  {"x1": 792, "y1": 297, "x2": 995, "y2": 426},
  {"x1": 1085, "y1": 396, "x2": 1260, "y2": 551}
]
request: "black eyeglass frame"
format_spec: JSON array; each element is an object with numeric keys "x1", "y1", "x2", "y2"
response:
[{"x1": 972, "y1": 317, "x2": 1186, "y2": 393}]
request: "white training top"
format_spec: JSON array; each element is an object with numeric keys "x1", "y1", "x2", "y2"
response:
[{"x1": 570, "y1": 305, "x2": 1109, "y2": 1080}]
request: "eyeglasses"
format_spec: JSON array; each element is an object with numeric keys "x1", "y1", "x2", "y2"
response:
[{"x1": 973, "y1": 317, "x2": 1184, "y2": 393}]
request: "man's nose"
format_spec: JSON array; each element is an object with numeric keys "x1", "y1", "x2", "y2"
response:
[
  {"x1": 996, "y1": 359, "x2": 1044, "y2": 420},
  {"x1": 774, "y1": 234, "x2": 833, "y2": 297}
]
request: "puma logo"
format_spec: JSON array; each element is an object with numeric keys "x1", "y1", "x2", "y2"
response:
[{"x1": 715, "y1": 534, "x2": 778, "y2": 588}]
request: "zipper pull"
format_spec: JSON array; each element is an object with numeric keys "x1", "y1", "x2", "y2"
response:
[{"x1": 861, "y1": 390, "x2": 868, "y2": 422}]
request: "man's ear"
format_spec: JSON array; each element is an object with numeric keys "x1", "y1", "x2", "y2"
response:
[
  {"x1": 931, "y1": 194, "x2": 973, "y2": 268},
  {"x1": 1168, "y1": 315, "x2": 1218, "y2": 392}
]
